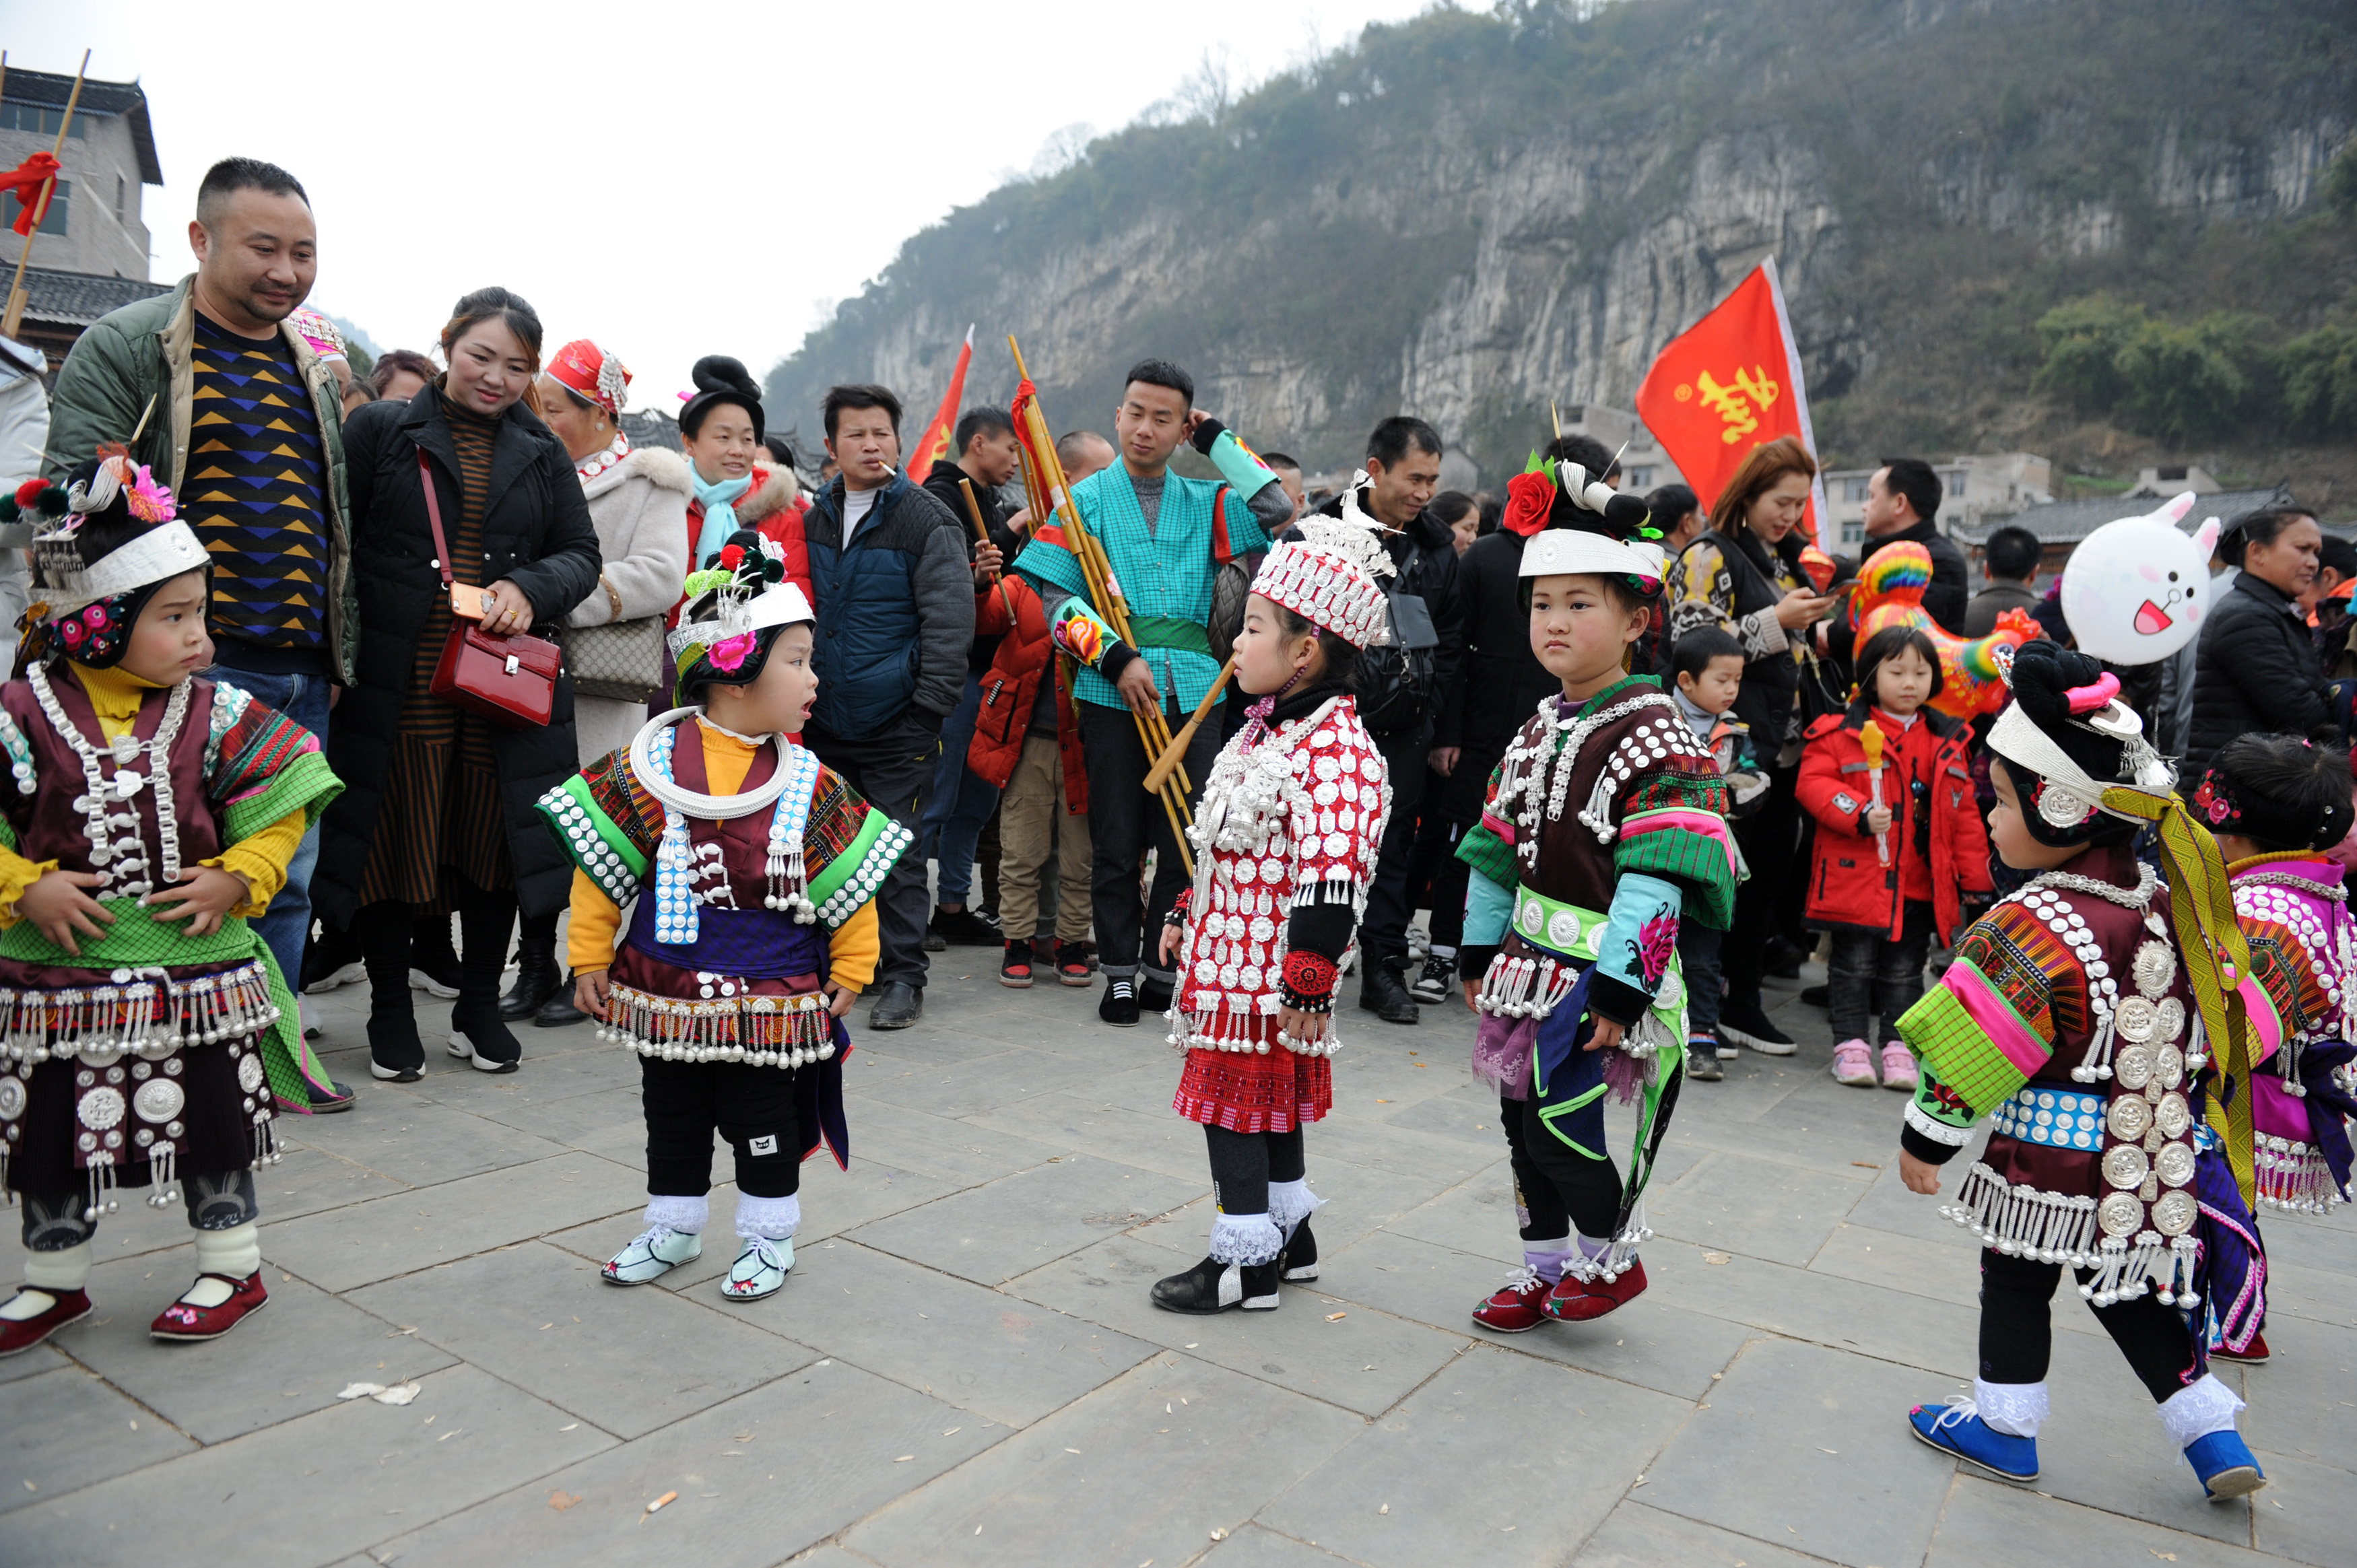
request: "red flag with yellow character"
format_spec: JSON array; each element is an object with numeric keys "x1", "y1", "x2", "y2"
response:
[{"x1": 904, "y1": 324, "x2": 974, "y2": 485}]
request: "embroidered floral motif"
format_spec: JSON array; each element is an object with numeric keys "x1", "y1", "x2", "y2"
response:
[{"x1": 1635, "y1": 910, "x2": 1678, "y2": 986}]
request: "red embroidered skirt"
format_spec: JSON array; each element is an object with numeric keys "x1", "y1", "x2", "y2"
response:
[{"x1": 1173, "y1": 1039, "x2": 1332, "y2": 1134}]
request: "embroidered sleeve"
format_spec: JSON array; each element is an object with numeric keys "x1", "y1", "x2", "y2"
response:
[
  {"x1": 1600, "y1": 722, "x2": 1741, "y2": 931},
  {"x1": 1896, "y1": 902, "x2": 2080, "y2": 1126},
  {"x1": 1285, "y1": 723, "x2": 1389, "y2": 908},
  {"x1": 2235, "y1": 898, "x2": 2333, "y2": 1070},
  {"x1": 803, "y1": 765, "x2": 915, "y2": 933},
  {"x1": 1011, "y1": 529, "x2": 1089, "y2": 609},
  {"x1": 1044, "y1": 594, "x2": 1123, "y2": 669},
  {"x1": 1589, "y1": 872, "x2": 1682, "y2": 1025},
  {"x1": 536, "y1": 748, "x2": 659, "y2": 910},
  {"x1": 206, "y1": 687, "x2": 343, "y2": 844}
]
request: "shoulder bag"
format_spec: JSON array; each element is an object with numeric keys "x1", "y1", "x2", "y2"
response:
[{"x1": 418, "y1": 449, "x2": 562, "y2": 730}]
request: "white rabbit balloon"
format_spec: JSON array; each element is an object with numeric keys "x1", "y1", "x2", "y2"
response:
[{"x1": 2059, "y1": 493, "x2": 2221, "y2": 664}]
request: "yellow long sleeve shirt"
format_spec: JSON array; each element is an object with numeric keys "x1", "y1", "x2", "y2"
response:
[
  {"x1": 565, "y1": 721, "x2": 878, "y2": 992},
  {"x1": 0, "y1": 664, "x2": 306, "y2": 925}
]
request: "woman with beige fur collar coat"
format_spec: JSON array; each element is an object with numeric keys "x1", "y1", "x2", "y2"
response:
[{"x1": 568, "y1": 442, "x2": 692, "y2": 758}]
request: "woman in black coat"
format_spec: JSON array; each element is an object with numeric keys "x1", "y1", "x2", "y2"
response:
[
  {"x1": 313, "y1": 288, "x2": 601, "y2": 1082},
  {"x1": 2185, "y1": 506, "x2": 2329, "y2": 779}
]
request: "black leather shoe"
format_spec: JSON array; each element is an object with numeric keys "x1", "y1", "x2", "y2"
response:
[
  {"x1": 1151, "y1": 1255, "x2": 1281, "y2": 1314},
  {"x1": 1279, "y1": 1218, "x2": 1319, "y2": 1283},
  {"x1": 929, "y1": 906, "x2": 1003, "y2": 947},
  {"x1": 1138, "y1": 976, "x2": 1174, "y2": 1015},
  {"x1": 869, "y1": 981, "x2": 924, "y2": 1030},
  {"x1": 1359, "y1": 963, "x2": 1420, "y2": 1025},
  {"x1": 1099, "y1": 976, "x2": 1140, "y2": 1028},
  {"x1": 500, "y1": 944, "x2": 563, "y2": 1021},
  {"x1": 535, "y1": 974, "x2": 589, "y2": 1027}
]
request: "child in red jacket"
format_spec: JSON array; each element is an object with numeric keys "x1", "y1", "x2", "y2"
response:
[{"x1": 1797, "y1": 626, "x2": 1991, "y2": 1090}]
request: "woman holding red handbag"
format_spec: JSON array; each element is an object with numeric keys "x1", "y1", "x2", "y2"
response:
[{"x1": 312, "y1": 287, "x2": 603, "y2": 1082}]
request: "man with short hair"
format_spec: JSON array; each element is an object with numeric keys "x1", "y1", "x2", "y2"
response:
[
  {"x1": 1258, "y1": 452, "x2": 1306, "y2": 529},
  {"x1": 801, "y1": 384, "x2": 976, "y2": 1029},
  {"x1": 1055, "y1": 430, "x2": 1117, "y2": 486},
  {"x1": 44, "y1": 156, "x2": 356, "y2": 1111},
  {"x1": 1964, "y1": 524, "x2": 2044, "y2": 637},
  {"x1": 1307, "y1": 417, "x2": 1462, "y2": 1023},
  {"x1": 1859, "y1": 458, "x2": 1969, "y2": 633},
  {"x1": 920, "y1": 405, "x2": 1025, "y2": 947},
  {"x1": 1013, "y1": 360, "x2": 1291, "y2": 1027}
]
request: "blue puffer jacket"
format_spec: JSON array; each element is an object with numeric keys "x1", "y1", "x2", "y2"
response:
[{"x1": 801, "y1": 470, "x2": 973, "y2": 742}]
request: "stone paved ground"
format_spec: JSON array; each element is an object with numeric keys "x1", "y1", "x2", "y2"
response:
[{"x1": 3, "y1": 947, "x2": 2352, "y2": 1568}]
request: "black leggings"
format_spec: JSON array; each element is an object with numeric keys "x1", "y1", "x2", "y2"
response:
[
  {"x1": 1498, "y1": 1093, "x2": 1622, "y2": 1241},
  {"x1": 1978, "y1": 1248, "x2": 2201, "y2": 1404},
  {"x1": 1204, "y1": 1124, "x2": 1305, "y2": 1216},
  {"x1": 640, "y1": 1057, "x2": 802, "y2": 1200}
]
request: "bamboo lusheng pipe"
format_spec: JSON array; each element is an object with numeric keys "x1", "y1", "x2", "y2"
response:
[
  {"x1": 1143, "y1": 652, "x2": 1238, "y2": 796},
  {"x1": 1, "y1": 48, "x2": 89, "y2": 341},
  {"x1": 958, "y1": 475, "x2": 1017, "y2": 625},
  {"x1": 1007, "y1": 335, "x2": 1194, "y2": 874}
]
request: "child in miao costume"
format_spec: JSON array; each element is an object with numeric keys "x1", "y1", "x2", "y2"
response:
[
  {"x1": 1148, "y1": 512, "x2": 1394, "y2": 1314},
  {"x1": 539, "y1": 530, "x2": 910, "y2": 1302},
  {"x1": 1894, "y1": 638, "x2": 2269, "y2": 1502},
  {"x1": 0, "y1": 452, "x2": 341, "y2": 1353},
  {"x1": 1455, "y1": 461, "x2": 1738, "y2": 1332},
  {"x1": 2191, "y1": 732, "x2": 2357, "y2": 1366}
]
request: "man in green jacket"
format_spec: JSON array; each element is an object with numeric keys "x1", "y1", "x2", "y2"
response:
[{"x1": 43, "y1": 156, "x2": 358, "y2": 1111}]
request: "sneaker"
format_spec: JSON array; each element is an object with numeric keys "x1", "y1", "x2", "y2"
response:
[
  {"x1": 1832, "y1": 1038, "x2": 1878, "y2": 1087},
  {"x1": 302, "y1": 959, "x2": 366, "y2": 996},
  {"x1": 1471, "y1": 1266, "x2": 1552, "y2": 1333},
  {"x1": 1880, "y1": 1042, "x2": 1919, "y2": 1091},
  {"x1": 929, "y1": 906, "x2": 1003, "y2": 947},
  {"x1": 1541, "y1": 1258, "x2": 1647, "y2": 1322},
  {"x1": 2183, "y1": 1429, "x2": 2267, "y2": 1502},
  {"x1": 277, "y1": 1078, "x2": 358, "y2": 1114},
  {"x1": 1150, "y1": 1254, "x2": 1280, "y2": 1314},
  {"x1": 449, "y1": 1010, "x2": 523, "y2": 1073},
  {"x1": 1407, "y1": 952, "x2": 1454, "y2": 1004},
  {"x1": 603, "y1": 1223, "x2": 703, "y2": 1285},
  {"x1": 999, "y1": 940, "x2": 1036, "y2": 990},
  {"x1": 2210, "y1": 1330, "x2": 2270, "y2": 1365},
  {"x1": 409, "y1": 954, "x2": 463, "y2": 1000},
  {"x1": 1685, "y1": 1043, "x2": 1723, "y2": 1081},
  {"x1": 1099, "y1": 977, "x2": 1140, "y2": 1028},
  {"x1": 0, "y1": 1286, "x2": 92, "y2": 1356},
  {"x1": 1055, "y1": 943, "x2": 1094, "y2": 988},
  {"x1": 1278, "y1": 1217, "x2": 1319, "y2": 1283},
  {"x1": 1907, "y1": 1397, "x2": 2038, "y2": 1482},
  {"x1": 150, "y1": 1270, "x2": 268, "y2": 1342},
  {"x1": 301, "y1": 922, "x2": 367, "y2": 994},
  {"x1": 720, "y1": 1236, "x2": 793, "y2": 1301},
  {"x1": 1719, "y1": 998, "x2": 1797, "y2": 1055}
]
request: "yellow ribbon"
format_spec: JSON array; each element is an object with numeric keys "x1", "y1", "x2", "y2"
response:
[{"x1": 2100, "y1": 786, "x2": 2256, "y2": 1208}]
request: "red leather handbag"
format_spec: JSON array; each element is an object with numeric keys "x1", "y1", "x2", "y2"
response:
[{"x1": 418, "y1": 450, "x2": 561, "y2": 730}]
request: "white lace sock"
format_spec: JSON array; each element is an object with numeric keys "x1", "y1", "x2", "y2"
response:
[
  {"x1": 1268, "y1": 1179, "x2": 1322, "y2": 1234},
  {"x1": 182, "y1": 1222, "x2": 261, "y2": 1308},
  {"x1": 1208, "y1": 1211, "x2": 1283, "y2": 1266},
  {"x1": 735, "y1": 1192, "x2": 801, "y2": 1241},
  {"x1": 644, "y1": 1194, "x2": 709, "y2": 1235},
  {"x1": 1974, "y1": 1378, "x2": 2049, "y2": 1438},
  {"x1": 2158, "y1": 1373, "x2": 2245, "y2": 1448}
]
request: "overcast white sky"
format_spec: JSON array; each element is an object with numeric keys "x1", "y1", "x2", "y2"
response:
[{"x1": 12, "y1": 0, "x2": 1434, "y2": 411}]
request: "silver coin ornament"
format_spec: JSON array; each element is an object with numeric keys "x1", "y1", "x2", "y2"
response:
[
  {"x1": 133, "y1": 1077, "x2": 185, "y2": 1124},
  {"x1": 2152, "y1": 1188, "x2": 2199, "y2": 1237},
  {"x1": 2099, "y1": 1190, "x2": 2146, "y2": 1237},
  {"x1": 2107, "y1": 1095, "x2": 2153, "y2": 1142},
  {"x1": 2154, "y1": 1092, "x2": 2191, "y2": 1140},
  {"x1": 2154, "y1": 1142, "x2": 2197, "y2": 1188},
  {"x1": 2155, "y1": 1043, "x2": 2185, "y2": 1090},
  {"x1": 2132, "y1": 940, "x2": 2177, "y2": 999},
  {"x1": 2114, "y1": 1044, "x2": 2155, "y2": 1091},
  {"x1": 0, "y1": 1076, "x2": 22, "y2": 1120},
  {"x1": 2154, "y1": 996, "x2": 2187, "y2": 1042},
  {"x1": 77, "y1": 1085, "x2": 125, "y2": 1131},
  {"x1": 236, "y1": 1053, "x2": 265, "y2": 1094},
  {"x1": 2103, "y1": 1143, "x2": 2151, "y2": 1190},
  {"x1": 2113, "y1": 995, "x2": 2159, "y2": 1044}
]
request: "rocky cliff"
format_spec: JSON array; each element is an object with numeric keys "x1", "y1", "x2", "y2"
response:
[{"x1": 768, "y1": 0, "x2": 2356, "y2": 483}]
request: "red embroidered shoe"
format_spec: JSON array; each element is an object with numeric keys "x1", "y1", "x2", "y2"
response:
[
  {"x1": 0, "y1": 1287, "x2": 92, "y2": 1356},
  {"x1": 1542, "y1": 1258, "x2": 1648, "y2": 1322},
  {"x1": 1471, "y1": 1265, "x2": 1552, "y2": 1333},
  {"x1": 2212, "y1": 1330, "x2": 2270, "y2": 1365},
  {"x1": 150, "y1": 1271, "x2": 269, "y2": 1342}
]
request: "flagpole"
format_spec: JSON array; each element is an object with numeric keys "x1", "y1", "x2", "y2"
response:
[{"x1": 1, "y1": 48, "x2": 90, "y2": 341}]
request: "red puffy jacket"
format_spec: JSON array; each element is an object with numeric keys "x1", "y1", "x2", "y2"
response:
[
  {"x1": 966, "y1": 570, "x2": 1088, "y2": 815},
  {"x1": 1797, "y1": 704, "x2": 1991, "y2": 943}
]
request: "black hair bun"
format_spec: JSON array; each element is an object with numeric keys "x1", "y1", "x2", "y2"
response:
[
  {"x1": 1601, "y1": 492, "x2": 1651, "y2": 537},
  {"x1": 692, "y1": 355, "x2": 760, "y2": 401},
  {"x1": 2006, "y1": 638, "x2": 2106, "y2": 727}
]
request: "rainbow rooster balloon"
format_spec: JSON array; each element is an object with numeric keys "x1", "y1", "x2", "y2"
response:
[{"x1": 1845, "y1": 542, "x2": 2042, "y2": 718}]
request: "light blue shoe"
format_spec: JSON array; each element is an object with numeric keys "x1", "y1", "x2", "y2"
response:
[
  {"x1": 721, "y1": 1236, "x2": 793, "y2": 1301},
  {"x1": 603, "y1": 1224, "x2": 702, "y2": 1285},
  {"x1": 2184, "y1": 1430, "x2": 2267, "y2": 1502},
  {"x1": 1908, "y1": 1398, "x2": 2039, "y2": 1482}
]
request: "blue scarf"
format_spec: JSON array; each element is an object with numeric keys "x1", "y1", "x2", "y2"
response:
[{"x1": 690, "y1": 469, "x2": 754, "y2": 565}]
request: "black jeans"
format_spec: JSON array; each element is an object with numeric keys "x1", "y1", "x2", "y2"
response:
[
  {"x1": 640, "y1": 1056, "x2": 803, "y2": 1199},
  {"x1": 1358, "y1": 722, "x2": 1432, "y2": 968},
  {"x1": 1827, "y1": 899, "x2": 1935, "y2": 1047},
  {"x1": 1078, "y1": 699, "x2": 1221, "y2": 980},
  {"x1": 1678, "y1": 922, "x2": 1724, "y2": 1037},
  {"x1": 1979, "y1": 1248, "x2": 2199, "y2": 1404},
  {"x1": 807, "y1": 713, "x2": 942, "y2": 992},
  {"x1": 1723, "y1": 763, "x2": 1800, "y2": 1009}
]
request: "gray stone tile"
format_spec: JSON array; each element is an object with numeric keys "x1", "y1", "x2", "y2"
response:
[
  {"x1": 961, "y1": 1090, "x2": 1216, "y2": 1182},
  {"x1": 1801, "y1": 1220, "x2": 2107, "y2": 1347},
  {"x1": 849, "y1": 1153, "x2": 1199, "y2": 1286},
  {"x1": 840, "y1": 1356, "x2": 1362, "y2": 1568},
  {"x1": 2257, "y1": 1207, "x2": 2357, "y2": 1281},
  {"x1": 1839, "y1": 1151, "x2": 2001, "y2": 1247},
  {"x1": 2024, "y1": 1327, "x2": 2256, "y2": 1546},
  {"x1": 836, "y1": 1097, "x2": 1068, "y2": 1187},
  {"x1": 1004, "y1": 1232, "x2": 1465, "y2": 1418},
  {"x1": 0, "y1": 1363, "x2": 611, "y2": 1563},
  {"x1": 0, "y1": 1363, "x2": 195, "y2": 1513},
  {"x1": 1646, "y1": 1150, "x2": 1870, "y2": 1267},
  {"x1": 850, "y1": 1045, "x2": 1109, "y2": 1116},
  {"x1": 2237, "y1": 1310, "x2": 2357, "y2": 1478},
  {"x1": 1638, "y1": 1334, "x2": 1953, "y2": 1567},
  {"x1": 1378, "y1": 1156, "x2": 1526, "y2": 1254},
  {"x1": 282, "y1": 1090, "x2": 581, "y2": 1186},
  {"x1": 371, "y1": 1360, "x2": 998, "y2": 1568},
  {"x1": 266, "y1": 1153, "x2": 647, "y2": 1291},
  {"x1": 1925, "y1": 1472, "x2": 2283, "y2": 1568},
  {"x1": 2246, "y1": 1445, "x2": 2357, "y2": 1567},
  {"x1": 1570, "y1": 1501, "x2": 1834, "y2": 1568},
  {"x1": 349, "y1": 1241, "x2": 811, "y2": 1439},
  {"x1": 721, "y1": 1238, "x2": 1154, "y2": 1425},
  {"x1": 1199, "y1": 1523, "x2": 1359, "y2": 1566},
  {"x1": 0, "y1": 1341, "x2": 66, "y2": 1386},
  {"x1": 1260, "y1": 1344, "x2": 1689, "y2": 1567},
  {"x1": 1320, "y1": 1227, "x2": 1752, "y2": 1402},
  {"x1": 2255, "y1": 1250, "x2": 2357, "y2": 1331},
  {"x1": 48, "y1": 1253, "x2": 456, "y2": 1443},
  {"x1": 1642, "y1": 1236, "x2": 1979, "y2": 1379}
]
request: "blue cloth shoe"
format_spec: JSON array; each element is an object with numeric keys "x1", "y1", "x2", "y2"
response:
[
  {"x1": 1907, "y1": 1398, "x2": 2038, "y2": 1482},
  {"x1": 2183, "y1": 1430, "x2": 2267, "y2": 1502}
]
